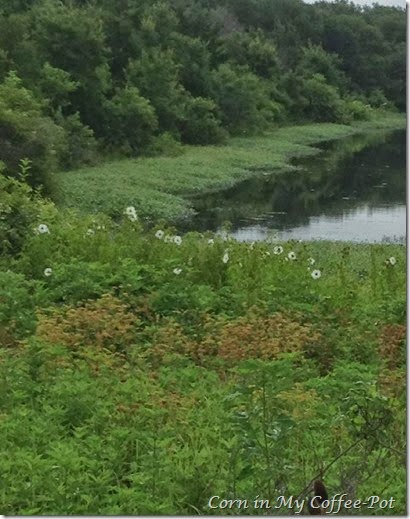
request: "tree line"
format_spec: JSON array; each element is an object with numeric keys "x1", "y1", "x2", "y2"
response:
[{"x1": 0, "y1": 0, "x2": 405, "y2": 190}]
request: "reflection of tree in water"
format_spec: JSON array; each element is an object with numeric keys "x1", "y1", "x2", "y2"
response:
[{"x1": 187, "y1": 130, "x2": 405, "y2": 232}]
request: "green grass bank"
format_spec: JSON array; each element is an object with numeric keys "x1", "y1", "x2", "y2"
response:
[{"x1": 55, "y1": 112, "x2": 405, "y2": 222}]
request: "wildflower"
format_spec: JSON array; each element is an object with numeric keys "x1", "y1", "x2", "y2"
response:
[
  {"x1": 308, "y1": 257, "x2": 315, "y2": 265},
  {"x1": 273, "y1": 246, "x2": 283, "y2": 255},
  {"x1": 288, "y1": 251, "x2": 297, "y2": 261},
  {"x1": 263, "y1": 251, "x2": 271, "y2": 257},
  {"x1": 125, "y1": 206, "x2": 137, "y2": 215},
  {"x1": 43, "y1": 268, "x2": 53, "y2": 277},
  {"x1": 389, "y1": 256, "x2": 396, "y2": 266},
  {"x1": 208, "y1": 239, "x2": 214, "y2": 245},
  {"x1": 155, "y1": 229, "x2": 165, "y2": 240},
  {"x1": 222, "y1": 251, "x2": 229, "y2": 264},
  {"x1": 164, "y1": 235, "x2": 173, "y2": 243},
  {"x1": 85, "y1": 229, "x2": 95, "y2": 236},
  {"x1": 173, "y1": 268, "x2": 182, "y2": 275},
  {"x1": 37, "y1": 223, "x2": 49, "y2": 234},
  {"x1": 124, "y1": 206, "x2": 138, "y2": 221},
  {"x1": 311, "y1": 269, "x2": 321, "y2": 280},
  {"x1": 173, "y1": 235, "x2": 182, "y2": 245}
]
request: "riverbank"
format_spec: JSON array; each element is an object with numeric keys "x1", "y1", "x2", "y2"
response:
[
  {"x1": 55, "y1": 111, "x2": 405, "y2": 221},
  {"x1": 2, "y1": 210, "x2": 406, "y2": 513}
]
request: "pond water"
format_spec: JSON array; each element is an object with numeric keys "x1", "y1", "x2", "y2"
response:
[{"x1": 185, "y1": 129, "x2": 406, "y2": 243}]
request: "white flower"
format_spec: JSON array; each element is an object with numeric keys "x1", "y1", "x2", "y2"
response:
[
  {"x1": 222, "y1": 252, "x2": 229, "y2": 264},
  {"x1": 127, "y1": 212, "x2": 138, "y2": 222},
  {"x1": 43, "y1": 268, "x2": 53, "y2": 277},
  {"x1": 125, "y1": 206, "x2": 136, "y2": 215},
  {"x1": 288, "y1": 251, "x2": 297, "y2": 261},
  {"x1": 208, "y1": 239, "x2": 214, "y2": 245},
  {"x1": 86, "y1": 229, "x2": 95, "y2": 236},
  {"x1": 124, "y1": 206, "x2": 138, "y2": 221},
  {"x1": 273, "y1": 246, "x2": 283, "y2": 255},
  {"x1": 155, "y1": 230, "x2": 165, "y2": 240},
  {"x1": 389, "y1": 256, "x2": 396, "y2": 266},
  {"x1": 173, "y1": 268, "x2": 182, "y2": 275},
  {"x1": 263, "y1": 251, "x2": 271, "y2": 257},
  {"x1": 308, "y1": 257, "x2": 315, "y2": 265},
  {"x1": 173, "y1": 235, "x2": 182, "y2": 245},
  {"x1": 164, "y1": 235, "x2": 173, "y2": 243},
  {"x1": 37, "y1": 224, "x2": 49, "y2": 234},
  {"x1": 311, "y1": 269, "x2": 321, "y2": 280}
]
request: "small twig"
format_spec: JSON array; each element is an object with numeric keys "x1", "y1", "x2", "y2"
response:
[{"x1": 374, "y1": 439, "x2": 405, "y2": 458}]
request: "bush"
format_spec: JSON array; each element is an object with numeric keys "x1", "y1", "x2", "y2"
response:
[
  {"x1": 0, "y1": 270, "x2": 39, "y2": 345},
  {"x1": 210, "y1": 63, "x2": 275, "y2": 134},
  {"x1": 301, "y1": 73, "x2": 344, "y2": 123},
  {"x1": 36, "y1": 294, "x2": 139, "y2": 353},
  {"x1": 0, "y1": 171, "x2": 55, "y2": 256},
  {"x1": 179, "y1": 96, "x2": 227, "y2": 145},
  {"x1": 55, "y1": 112, "x2": 98, "y2": 169},
  {"x1": 103, "y1": 86, "x2": 158, "y2": 154},
  {"x1": 0, "y1": 71, "x2": 66, "y2": 191},
  {"x1": 341, "y1": 99, "x2": 372, "y2": 123}
]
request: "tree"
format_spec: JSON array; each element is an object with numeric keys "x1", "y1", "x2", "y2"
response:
[
  {"x1": 0, "y1": 71, "x2": 65, "y2": 191},
  {"x1": 301, "y1": 73, "x2": 345, "y2": 123},
  {"x1": 126, "y1": 48, "x2": 187, "y2": 136},
  {"x1": 102, "y1": 86, "x2": 158, "y2": 154},
  {"x1": 210, "y1": 63, "x2": 276, "y2": 134},
  {"x1": 178, "y1": 96, "x2": 227, "y2": 145}
]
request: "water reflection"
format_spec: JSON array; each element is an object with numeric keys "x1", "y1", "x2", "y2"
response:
[{"x1": 186, "y1": 129, "x2": 406, "y2": 243}]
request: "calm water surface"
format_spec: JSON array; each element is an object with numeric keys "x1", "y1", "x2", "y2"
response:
[{"x1": 186, "y1": 130, "x2": 406, "y2": 243}]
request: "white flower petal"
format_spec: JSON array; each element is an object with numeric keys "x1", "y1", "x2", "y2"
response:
[{"x1": 37, "y1": 224, "x2": 50, "y2": 234}]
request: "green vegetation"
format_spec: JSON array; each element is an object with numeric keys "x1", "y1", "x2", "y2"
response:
[
  {"x1": 0, "y1": 1, "x2": 406, "y2": 514},
  {"x1": 55, "y1": 112, "x2": 405, "y2": 220},
  {"x1": 0, "y1": 0, "x2": 405, "y2": 194},
  {"x1": 0, "y1": 184, "x2": 405, "y2": 514}
]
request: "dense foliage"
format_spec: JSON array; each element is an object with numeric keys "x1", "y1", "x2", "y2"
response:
[
  {"x1": 0, "y1": 0, "x2": 405, "y2": 189},
  {"x1": 0, "y1": 183, "x2": 405, "y2": 514}
]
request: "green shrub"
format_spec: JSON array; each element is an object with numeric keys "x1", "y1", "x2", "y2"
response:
[
  {"x1": 0, "y1": 71, "x2": 66, "y2": 191},
  {"x1": 179, "y1": 96, "x2": 227, "y2": 145},
  {"x1": 56, "y1": 112, "x2": 98, "y2": 169},
  {"x1": 301, "y1": 73, "x2": 345, "y2": 123},
  {"x1": 0, "y1": 171, "x2": 55, "y2": 256},
  {"x1": 0, "y1": 270, "x2": 39, "y2": 344}
]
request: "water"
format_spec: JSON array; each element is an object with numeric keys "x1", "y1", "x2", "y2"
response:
[{"x1": 186, "y1": 129, "x2": 406, "y2": 243}]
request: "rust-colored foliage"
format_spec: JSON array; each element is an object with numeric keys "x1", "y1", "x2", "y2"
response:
[
  {"x1": 378, "y1": 323, "x2": 406, "y2": 369},
  {"x1": 147, "y1": 320, "x2": 196, "y2": 366},
  {"x1": 0, "y1": 325, "x2": 18, "y2": 348},
  {"x1": 150, "y1": 311, "x2": 324, "y2": 366},
  {"x1": 36, "y1": 294, "x2": 139, "y2": 353},
  {"x1": 378, "y1": 368, "x2": 406, "y2": 398},
  {"x1": 215, "y1": 313, "x2": 323, "y2": 363}
]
